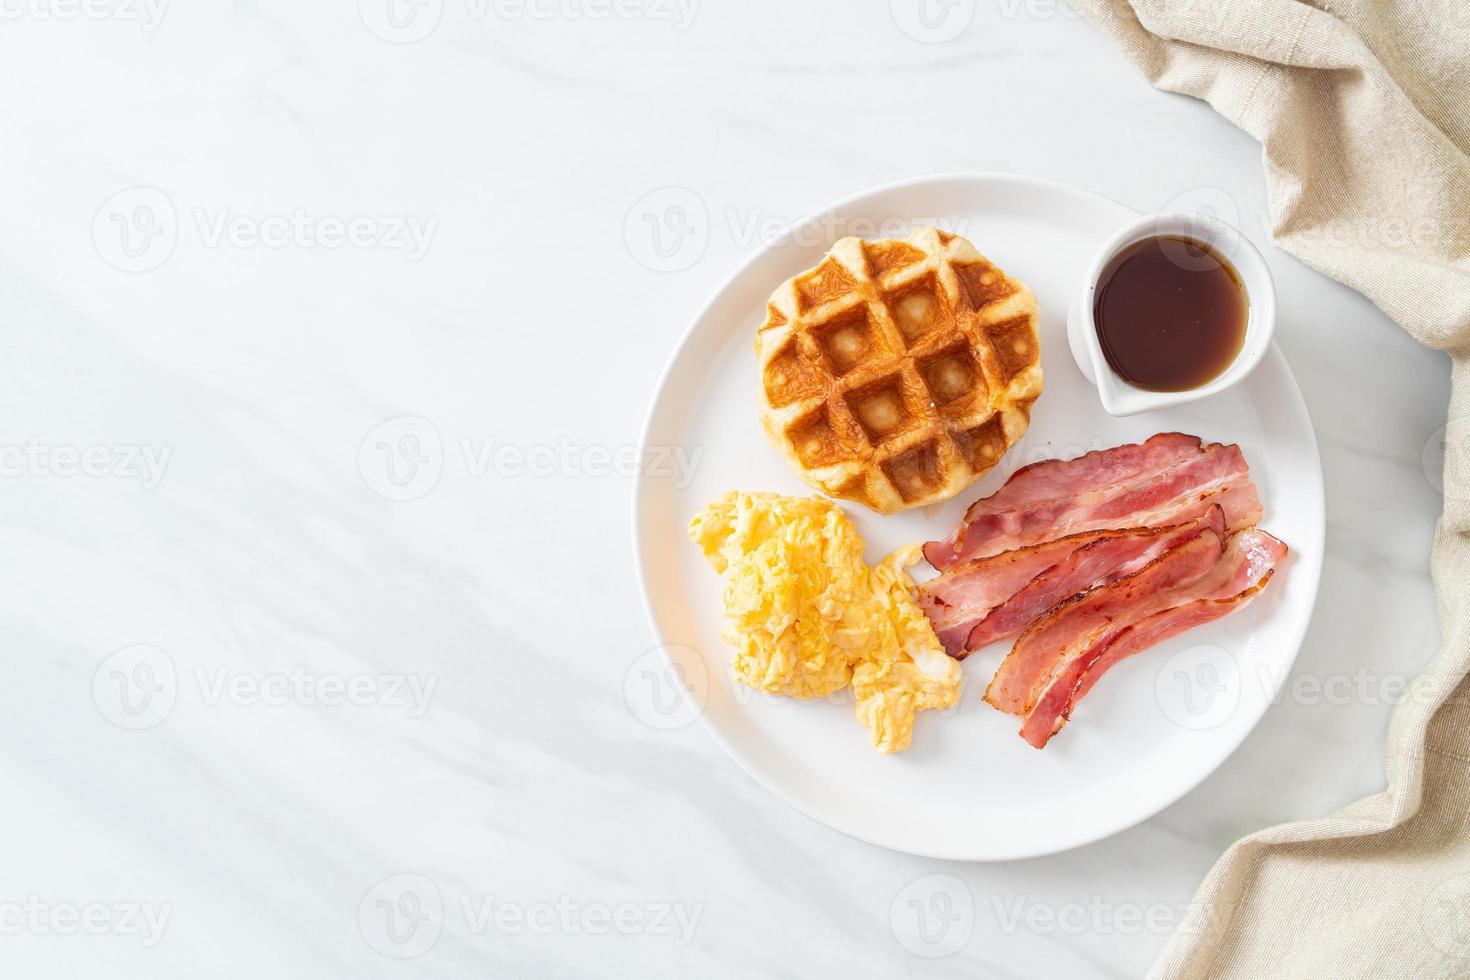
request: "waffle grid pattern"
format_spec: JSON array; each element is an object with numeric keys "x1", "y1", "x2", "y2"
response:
[{"x1": 756, "y1": 227, "x2": 1043, "y2": 514}]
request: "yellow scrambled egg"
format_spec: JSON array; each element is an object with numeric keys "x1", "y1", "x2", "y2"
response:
[{"x1": 688, "y1": 491, "x2": 961, "y2": 753}]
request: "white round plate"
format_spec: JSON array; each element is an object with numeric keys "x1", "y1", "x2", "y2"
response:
[{"x1": 634, "y1": 174, "x2": 1323, "y2": 860}]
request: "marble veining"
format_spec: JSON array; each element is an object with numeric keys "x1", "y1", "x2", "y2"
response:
[{"x1": 0, "y1": 1, "x2": 1449, "y2": 977}]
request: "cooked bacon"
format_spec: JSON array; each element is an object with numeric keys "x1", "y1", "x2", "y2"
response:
[
  {"x1": 1019, "y1": 529, "x2": 1287, "y2": 748},
  {"x1": 923, "y1": 435, "x2": 1260, "y2": 570},
  {"x1": 917, "y1": 530, "x2": 1113, "y2": 655},
  {"x1": 923, "y1": 433, "x2": 1205, "y2": 568},
  {"x1": 963, "y1": 505, "x2": 1226, "y2": 652},
  {"x1": 1149, "y1": 481, "x2": 1262, "y2": 538},
  {"x1": 983, "y1": 526, "x2": 1225, "y2": 715},
  {"x1": 969, "y1": 432, "x2": 1205, "y2": 514}
]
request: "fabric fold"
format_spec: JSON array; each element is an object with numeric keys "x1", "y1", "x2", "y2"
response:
[{"x1": 1063, "y1": 1, "x2": 1470, "y2": 976}]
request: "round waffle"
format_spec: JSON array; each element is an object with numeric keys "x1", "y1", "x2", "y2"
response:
[{"x1": 755, "y1": 227, "x2": 1043, "y2": 515}]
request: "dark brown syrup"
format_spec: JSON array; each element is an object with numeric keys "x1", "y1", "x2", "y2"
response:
[{"x1": 1092, "y1": 235, "x2": 1247, "y2": 392}]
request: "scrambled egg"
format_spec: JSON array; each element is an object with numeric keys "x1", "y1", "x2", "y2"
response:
[{"x1": 688, "y1": 491, "x2": 961, "y2": 753}]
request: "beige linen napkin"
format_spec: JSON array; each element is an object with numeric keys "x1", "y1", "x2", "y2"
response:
[{"x1": 1061, "y1": 0, "x2": 1470, "y2": 976}]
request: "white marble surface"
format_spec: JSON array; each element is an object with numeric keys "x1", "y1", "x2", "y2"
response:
[{"x1": 0, "y1": 2, "x2": 1451, "y2": 977}]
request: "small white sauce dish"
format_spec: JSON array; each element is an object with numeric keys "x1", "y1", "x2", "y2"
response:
[{"x1": 1065, "y1": 211, "x2": 1277, "y2": 417}]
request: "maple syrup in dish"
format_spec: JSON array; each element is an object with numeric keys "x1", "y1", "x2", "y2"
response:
[{"x1": 1092, "y1": 235, "x2": 1248, "y2": 392}]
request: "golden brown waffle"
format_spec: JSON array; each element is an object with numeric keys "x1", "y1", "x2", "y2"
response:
[{"x1": 755, "y1": 227, "x2": 1043, "y2": 514}]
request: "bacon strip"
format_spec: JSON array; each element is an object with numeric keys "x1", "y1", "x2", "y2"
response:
[
  {"x1": 967, "y1": 433, "x2": 1204, "y2": 514},
  {"x1": 964, "y1": 505, "x2": 1226, "y2": 652},
  {"x1": 984, "y1": 526, "x2": 1225, "y2": 715},
  {"x1": 923, "y1": 436, "x2": 1260, "y2": 570},
  {"x1": 923, "y1": 433, "x2": 1204, "y2": 568},
  {"x1": 1019, "y1": 529, "x2": 1287, "y2": 748},
  {"x1": 916, "y1": 530, "x2": 1112, "y2": 655}
]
